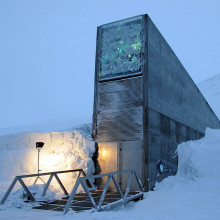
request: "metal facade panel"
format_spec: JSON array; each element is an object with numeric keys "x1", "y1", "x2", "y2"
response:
[
  {"x1": 120, "y1": 140, "x2": 143, "y2": 191},
  {"x1": 95, "y1": 77, "x2": 143, "y2": 142},
  {"x1": 147, "y1": 108, "x2": 203, "y2": 190}
]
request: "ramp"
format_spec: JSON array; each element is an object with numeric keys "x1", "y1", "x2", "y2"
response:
[{"x1": 1, "y1": 169, "x2": 144, "y2": 214}]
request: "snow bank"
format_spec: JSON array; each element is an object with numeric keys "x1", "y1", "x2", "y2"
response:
[
  {"x1": 155, "y1": 128, "x2": 220, "y2": 192},
  {"x1": 0, "y1": 117, "x2": 92, "y2": 136},
  {"x1": 0, "y1": 124, "x2": 95, "y2": 202},
  {"x1": 177, "y1": 128, "x2": 220, "y2": 181},
  {"x1": 124, "y1": 128, "x2": 220, "y2": 220}
]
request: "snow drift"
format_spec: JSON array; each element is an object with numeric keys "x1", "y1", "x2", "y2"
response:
[
  {"x1": 131, "y1": 128, "x2": 220, "y2": 220},
  {"x1": 155, "y1": 128, "x2": 220, "y2": 192},
  {"x1": 0, "y1": 124, "x2": 95, "y2": 197},
  {"x1": 177, "y1": 128, "x2": 220, "y2": 182}
]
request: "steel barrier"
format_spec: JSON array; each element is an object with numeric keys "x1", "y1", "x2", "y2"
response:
[
  {"x1": 0, "y1": 169, "x2": 95, "y2": 205},
  {"x1": 63, "y1": 169, "x2": 144, "y2": 214}
]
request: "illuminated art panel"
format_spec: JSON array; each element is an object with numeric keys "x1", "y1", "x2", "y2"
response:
[{"x1": 98, "y1": 16, "x2": 143, "y2": 80}]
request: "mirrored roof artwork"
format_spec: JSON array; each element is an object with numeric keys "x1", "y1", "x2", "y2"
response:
[{"x1": 98, "y1": 16, "x2": 143, "y2": 80}]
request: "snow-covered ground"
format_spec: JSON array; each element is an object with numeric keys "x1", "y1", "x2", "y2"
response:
[
  {"x1": 0, "y1": 75, "x2": 220, "y2": 219},
  {"x1": 1, "y1": 128, "x2": 220, "y2": 220}
]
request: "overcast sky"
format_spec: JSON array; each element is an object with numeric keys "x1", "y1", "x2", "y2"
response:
[{"x1": 0, "y1": 0, "x2": 220, "y2": 130}]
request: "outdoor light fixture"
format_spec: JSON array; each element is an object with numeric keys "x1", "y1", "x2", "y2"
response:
[
  {"x1": 36, "y1": 142, "x2": 44, "y2": 150},
  {"x1": 33, "y1": 142, "x2": 45, "y2": 184},
  {"x1": 157, "y1": 160, "x2": 164, "y2": 174}
]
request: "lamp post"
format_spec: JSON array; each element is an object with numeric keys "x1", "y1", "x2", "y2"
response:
[{"x1": 33, "y1": 142, "x2": 45, "y2": 184}]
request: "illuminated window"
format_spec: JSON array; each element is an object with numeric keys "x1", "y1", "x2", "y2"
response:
[{"x1": 98, "y1": 16, "x2": 143, "y2": 80}]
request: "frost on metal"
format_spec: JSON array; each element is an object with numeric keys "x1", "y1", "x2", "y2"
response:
[{"x1": 99, "y1": 16, "x2": 143, "y2": 80}]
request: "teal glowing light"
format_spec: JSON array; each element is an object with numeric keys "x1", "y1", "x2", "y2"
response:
[{"x1": 131, "y1": 41, "x2": 142, "y2": 50}]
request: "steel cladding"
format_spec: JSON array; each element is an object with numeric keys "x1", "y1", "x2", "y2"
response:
[{"x1": 93, "y1": 14, "x2": 220, "y2": 191}]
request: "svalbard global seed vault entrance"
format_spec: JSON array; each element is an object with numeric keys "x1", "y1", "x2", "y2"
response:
[
  {"x1": 92, "y1": 14, "x2": 220, "y2": 191},
  {"x1": 1, "y1": 14, "x2": 220, "y2": 214}
]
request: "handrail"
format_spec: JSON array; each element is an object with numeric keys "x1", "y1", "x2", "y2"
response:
[
  {"x1": 17, "y1": 169, "x2": 84, "y2": 178},
  {"x1": 0, "y1": 169, "x2": 95, "y2": 205},
  {"x1": 1, "y1": 169, "x2": 144, "y2": 214},
  {"x1": 63, "y1": 169, "x2": 144, "y2": 215}
]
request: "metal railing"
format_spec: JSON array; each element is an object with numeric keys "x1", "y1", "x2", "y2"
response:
[
  {"x1": 0, "y1": 169, "x2": 95, "y2": 205},
  {"x1": 63, "y1": 169, "x2": 144, "y2": 215}
]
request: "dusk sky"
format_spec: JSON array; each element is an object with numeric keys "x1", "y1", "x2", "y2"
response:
[{"x1": 0, "y1": 0, "x2": 219, "y2": 130}]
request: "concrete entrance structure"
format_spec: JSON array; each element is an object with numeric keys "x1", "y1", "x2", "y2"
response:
[{"x1": 92, "y1": 14, "x2": 220, "y2": 191}]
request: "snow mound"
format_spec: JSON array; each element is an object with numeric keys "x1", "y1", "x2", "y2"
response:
[
  {"x1": 128, "y1": 128, "x2": 220, "y2": 220},
  {"x1": 155, "y1": 128, "x2": 220, "y2": 192},
  {"x1": 177, "y1": 128, "x2": 220, "y2": 180},
  {"x1": 0, "y1": 184, "x2": 62, "y2": 210}
]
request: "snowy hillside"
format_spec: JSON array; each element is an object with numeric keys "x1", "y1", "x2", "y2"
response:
[{"x1": 198, "y1": 74, "x2": 220, "y2": 119}]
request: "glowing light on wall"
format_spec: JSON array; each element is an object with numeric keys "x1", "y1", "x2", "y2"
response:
[
  {"x1": 46, "y1": 152, "x2": 61, "y2": 167},
  {"x1": 101, "y1": 149, "x2": 107, "y2": 158}
]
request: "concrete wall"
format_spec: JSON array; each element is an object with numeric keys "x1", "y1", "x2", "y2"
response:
[
  {"x1": 145, "y1": 16, "x2": 220, "y2": 190},
  {"x1": 147, "y1": 16, "x2": 220, "y2": 133},
  {"x1": 147, "y1": 109, "x2": 203, "y2": 190}
]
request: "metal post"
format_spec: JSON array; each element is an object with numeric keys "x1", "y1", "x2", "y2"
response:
[
  {"x1": 42, "y1": 174, "x2": 54, "y2": 196},
  {"x1": 38, "y1": 149, "x2": 40, "y2": 174},
  {"x1": 63, "y1": 179, "x2": 80, "y2": 215},
  {"x1": 33, "y1": 149, "x2": 45, "y2": 184},
  {"x1": 112, "y1": 175, "x2": 125, "y2": 203},
  {"x1": 81, "y1": 180, "x2": 97, "y2": 209},
  {"x1": 124, "y1": 171, "x2": 134, "y2": 201},
  {"x1": 54, "y1": 174, "x2": 68, "y2": 195},
  {"x1": 133, "y1": 170, "x2": 144, "y2": 191},
  {"x1": 0, "y1": 177, "x2": 18, "y2": 205},
  {"x1": 97, "y1": 175, "x2": 112, "y2": 210},
  {"x1": 17, "y1": 177, "x2": 35, "y2": 201}
]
